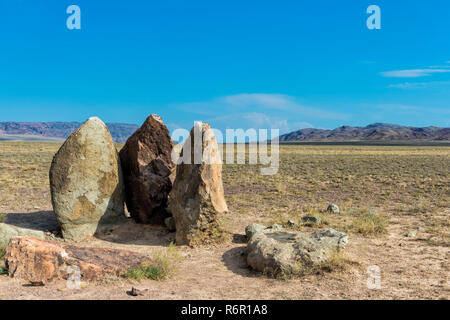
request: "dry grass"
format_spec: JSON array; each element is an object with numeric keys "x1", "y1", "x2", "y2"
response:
[
  {"x1": 0, "y1": 142, "x2": 448, "y2": 244},
  {"x1": 0, "y1": 141, "x2": 449, "y2": 297},
  {"x1": 123, "y1": 243, "x2": 183, "y2": 281},
  {"x1": 222, "y1": 144, "x2": 449, "y2": 245},
  {"x1": 350, "y1": 213, "x2": 388, "y2": 236},
  {"x1": 272, "y1": 251, "x2": 358, "y2": 280}
]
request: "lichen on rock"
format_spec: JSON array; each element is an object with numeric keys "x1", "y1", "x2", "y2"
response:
[{"x1": 49, "y1": 117, "x2": 125, "y2": 240}]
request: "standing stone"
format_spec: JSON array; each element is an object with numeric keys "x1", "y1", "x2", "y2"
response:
[
  {"x1": 119, "y1": 114, "x2": 175, "y2": 224},
  {"x1": 169, "y1": 122, "x2": 228, "y2": 245},
  {"x1": 49, "y1": 117, "x2": 125, "y2": 240}
]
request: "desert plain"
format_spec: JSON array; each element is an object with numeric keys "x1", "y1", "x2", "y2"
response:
[{"x1": 0, "y1": 141, "x2": 448, "y2": 300}]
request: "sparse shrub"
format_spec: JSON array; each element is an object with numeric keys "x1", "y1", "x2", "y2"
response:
[
  {"x1": 123, "y1": 243, "x2": 182, "y2": 281},
  {"x1": 351, "y1": 213, "x2": 387, "y2": 236},
  {"x1": 124, "y1": 262, "x2": 165, "y2": 280}
]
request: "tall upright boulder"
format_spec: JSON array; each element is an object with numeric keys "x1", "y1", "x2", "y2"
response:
[
  {"x1": 169, "y1": 122, "x2": 228, "y2": 245},
  {"x1": 49, "y1": 117, "x2": 125, "y2": 240},
  {"x1": 119, "y1": 114, "x2": 175, "y2": 224}
]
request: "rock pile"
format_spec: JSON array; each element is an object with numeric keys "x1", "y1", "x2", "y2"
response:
[
  {"x1": 169, "y1": 122, "x2": 228, "y2": 245},
  {"x1": 49, "y1": 117, "x2": 125, "y2": 240},
  {"x1": 246, "y1": 223, "x2": 348, "y2": 276},
  {"x1": 1, "y1": 116, "x2": 236, "y2": 285},
  {"x1": 119, "y1": 114, "x2": 175, "y2": 224}
]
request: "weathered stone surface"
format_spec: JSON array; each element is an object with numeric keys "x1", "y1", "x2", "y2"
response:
[
  {"x1": 246, "y1": 225, "x2": 348, "y2": 276},
  {"x1": 169, "y1": 122, "x2": 228, "y2": 245},
  {"x1": 245, "y1": 223, "x2": 282, "y2": 240},
  {"x1": 327, "y1": 204, "x2": 340, "y2": 214},
  {"x1": 4, "y1": 237, "x2": 149, "y2": 282},
  {"x1": 164, "y1": 217, "x2": 176, "y2": 232},
  {"x1": 0, "y1": 223, "x2": 46, "y2": 249},
  {"x1": 119, "y1": 114, "x2": 175, "y2": 224},
  {"x1": 49, "y1": 117, "x2": 125, "y2": 240},
  {"x1": 302, "y1": 216, "x2": 321, "y2": 224}
]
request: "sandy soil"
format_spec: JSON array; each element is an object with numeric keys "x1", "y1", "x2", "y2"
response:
[
  {"x1": 0, "y1": 207, "x2": 448, "y2": 300},
  {"x1": 0, "y1": 143, "x2": 448, "y2": 300}
]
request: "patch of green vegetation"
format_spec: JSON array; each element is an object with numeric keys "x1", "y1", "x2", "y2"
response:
[
  {"x1": 0, "y1": 266, "x2": 7, "y2": 275},
  {"x1": 0, "y1": 212, "x2": 6, "y2": 223},
  {"x1": 124, "y1": 262, "x2": 165, "y2": 280},
  {"x1": 0, "y1": 247, "x2": 8, "y2": 276},
  {"x1": 123, "y1": 243, "x2": 182, "y2": 281}
]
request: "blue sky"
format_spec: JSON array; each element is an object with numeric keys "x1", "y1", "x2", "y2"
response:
[{"x1": 0, "y1": 0, "x2": 449, "y2": 134}]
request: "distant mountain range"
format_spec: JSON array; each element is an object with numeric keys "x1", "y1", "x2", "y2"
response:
[
  {"x1": 1, "y1": 122, "x2": 449, "y2": 143},
  {"x1": 0, "y1": 122, "x2": 139, "y2": 142},
  {"x1": 279, "y1": 123, "x2": 450, "y2": 142}
]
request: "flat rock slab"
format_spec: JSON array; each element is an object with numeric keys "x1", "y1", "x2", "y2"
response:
[
  {"x1": 4, "y1": 236, "x2": 150, "y2": 282},
  {"x1": 246, "y1": 224, "x2": 348, "y2": 276}
]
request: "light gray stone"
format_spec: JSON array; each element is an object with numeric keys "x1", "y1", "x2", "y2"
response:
[
  {"x1": 0, "y1": 223, "x2": 46, "y2": 249},
  {"x1": 247, "y1": 226, "x2": 348, "y2": 276},
  {"x1": 327, "y1": 204, "x2": 340, "y2": 214},
  {"x1": 245, "y1": 223, "x2": 283, "y2": 240}
]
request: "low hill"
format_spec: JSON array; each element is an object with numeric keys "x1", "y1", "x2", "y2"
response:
[
  {"x1": 0, "y1": 122, "x2": 139, "y2": 142},
  {"x1": 279, "y1": 123, "x2": 450, "y2": 142}
]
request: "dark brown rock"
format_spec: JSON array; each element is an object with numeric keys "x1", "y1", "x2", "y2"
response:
[
  {"x1": 169, "y1": 122, "x2": 228, "y2": 246},
  {"x1": 4, "y1": 237, "x2": 150, "y2": 282},
  {"x1": 119, "y1": 114, "x2": 175, "y2": 224}
]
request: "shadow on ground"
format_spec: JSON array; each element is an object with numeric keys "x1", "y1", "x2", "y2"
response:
[
  {"x1": 4, "y1": 211, "x2": 174, "y2": 247},
  {"x1": 95, "y1": 219, "x2": 175, "y2": 247},
  {"x1": 5, "y1": 211, "x2": 59, "y2": 232},
  {"x1": 221, "y1": 236, "x2": 260, "y2": 278}
]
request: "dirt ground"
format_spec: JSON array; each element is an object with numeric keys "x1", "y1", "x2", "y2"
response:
[{"x1": 0, "y1": 142, "x2": 449, "y2": 300}]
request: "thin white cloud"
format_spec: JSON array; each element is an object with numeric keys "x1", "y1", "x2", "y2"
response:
[
  {"x1": 174, "y1": 93, "x2": 348, "y2": 120},
  {"x1": 169, "y1": 94, "x2": 340, "y2": 135},
  {"x1": 388, "y1": 80, "x2": 450, "y2": 89},
  {"x1": 381, "y1": 69, "x2": 450, "y2": 78}
]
